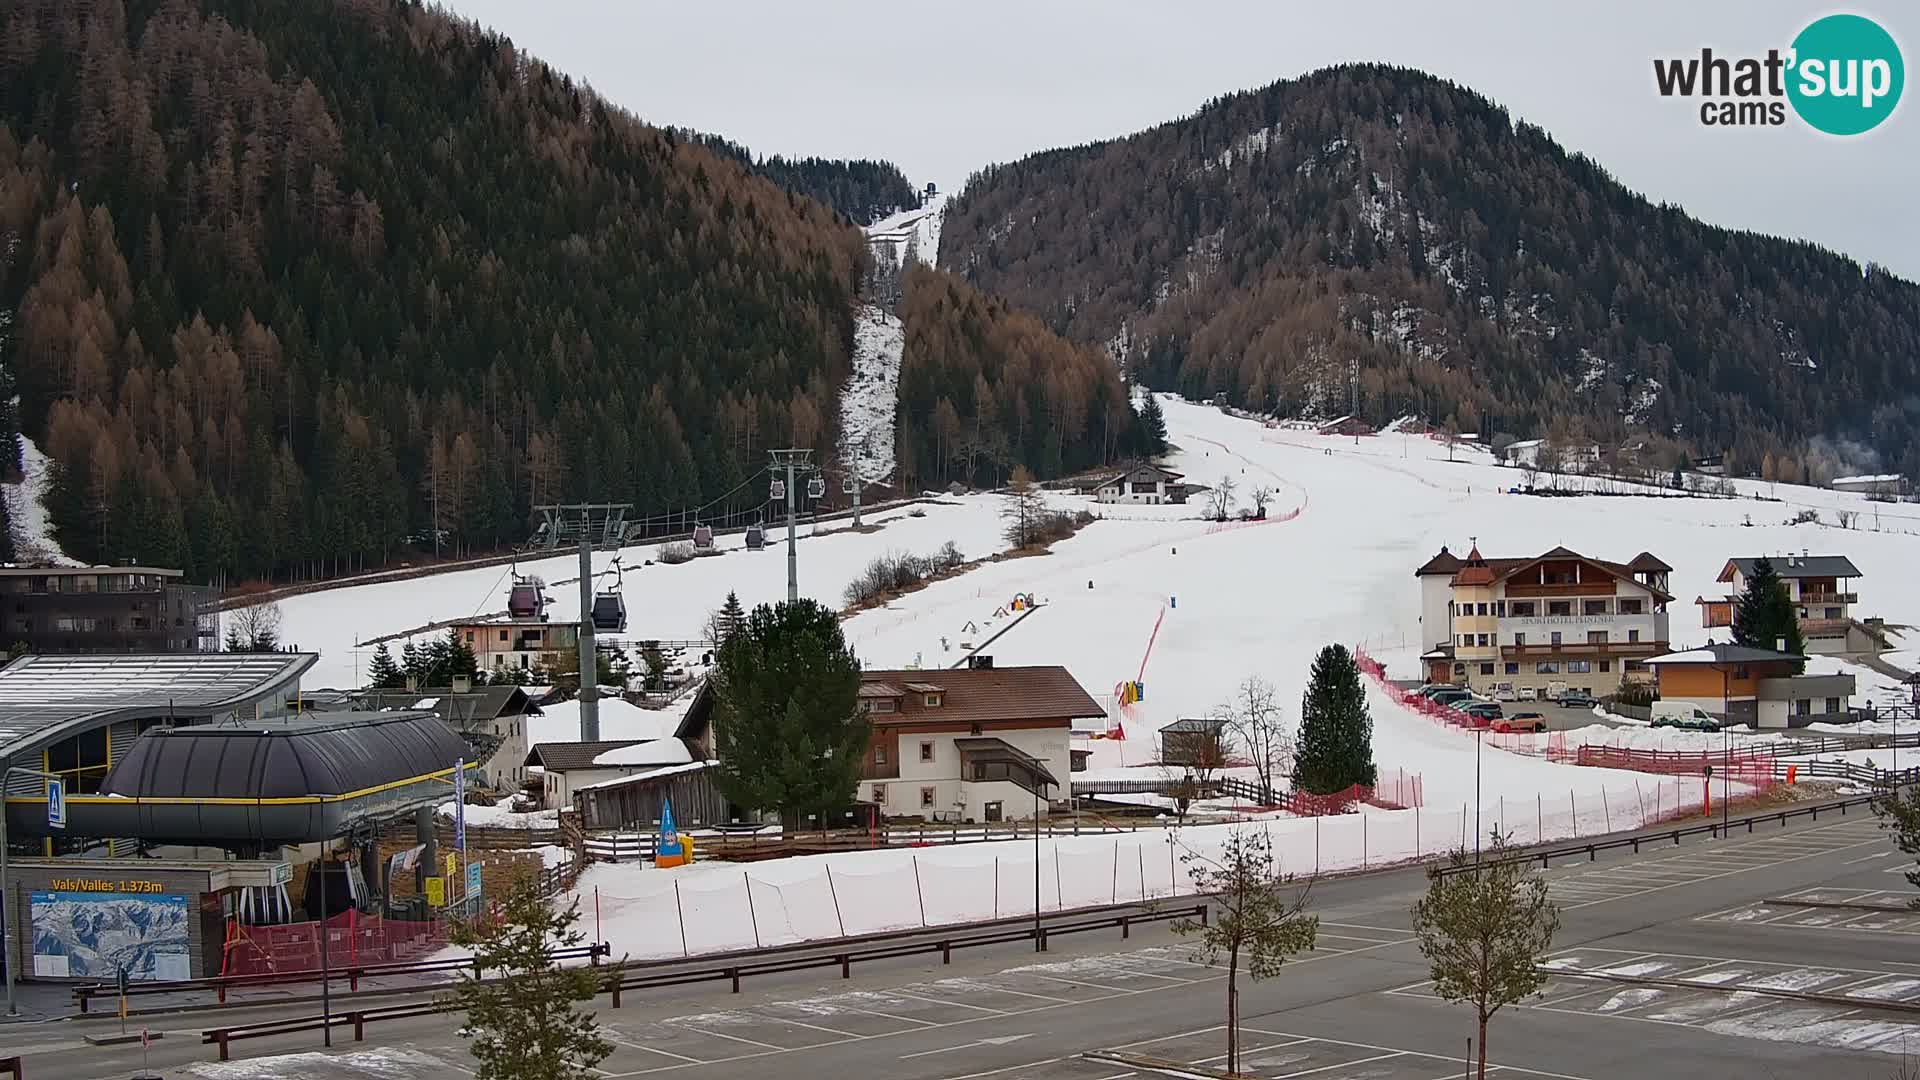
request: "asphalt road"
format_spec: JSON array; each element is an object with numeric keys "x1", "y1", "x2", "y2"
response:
[{"x1": 18, "y1": 802, "x2": 1920, "y2": 1080}]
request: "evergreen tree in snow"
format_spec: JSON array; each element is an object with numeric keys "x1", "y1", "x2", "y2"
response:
[
  {"x1": 1731, "y1": 557, "x2": 1805, "y2": 672},
  {"x1": 1136, "y1": 393, "x2": 1169, "y2": 456},
  {"x1": 367, "y1": 642, "x2": 404, "y2": 689},
  {"x1": 710, "y1": 598, "x2": 866, "y2": 822},
  {"x1": 1293, "y1": 644, "x2": 1377, "y2": 795}
]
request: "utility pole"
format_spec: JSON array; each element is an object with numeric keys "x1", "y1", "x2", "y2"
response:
[
  {"x1": 1351, "y1": 355, "x2": 1360, "y2": 446},
  {"x1": 769, "y1": 450, "x2": 816, "y2": 603},
  {"x1": 576, "y1": 537, "x2": 599, "y2": 741},
  {"x1": 851, "y1": 439, "x2": 865, "y2": 528}
]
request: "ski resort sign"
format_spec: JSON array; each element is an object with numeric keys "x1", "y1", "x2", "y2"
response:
[{"x1": 1653, "y1": 13, "x2": 1904, "y2": 134}]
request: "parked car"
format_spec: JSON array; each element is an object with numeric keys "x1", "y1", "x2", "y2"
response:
[
  {"x1": 1430, "y1": 689, "x2": 1477, "y2": 708},
  {"x1": 1492, "y1": 684, "x2": 1519, "y2": 702},
  {"x1": 1462, "y1": 701, "x2": 1504, "y2": 721},
  {"x1": 1494, "y1": 711, "x2": 1548, "y2": 733},
  {"x1": 1416, "y1": 684, "x2": 1462, "y2": 700},
  {"x1": 1650, "y1": 701, "x2": 1721, "y2": 731},
  {"x1": 1558, "y1": 691, "x2": 1598, "y2": 709}
]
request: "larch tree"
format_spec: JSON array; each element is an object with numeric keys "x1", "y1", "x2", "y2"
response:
[
  {"x1": 449, "y1": 874, "x2": 612, "y2": 1080},
  {"x1": 1173, "y1": 827, "x2": 1318, "y2": 1073},
  {"x1": 1410, "y1": 832, "x2": 1562, "y2": 1080}
]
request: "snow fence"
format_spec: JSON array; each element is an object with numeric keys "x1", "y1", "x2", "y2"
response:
[{"x1": 575, "y1": 772, "x2": 1709, "y2": 962}]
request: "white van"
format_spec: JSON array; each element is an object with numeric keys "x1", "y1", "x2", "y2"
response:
[{"x1": 1650, "y1": 701, "x2": 1720, "y2": 731}]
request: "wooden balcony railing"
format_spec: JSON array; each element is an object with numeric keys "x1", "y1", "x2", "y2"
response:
[{"x1": 1502, "y1": 641, "x2": 1667, "y2": 658}]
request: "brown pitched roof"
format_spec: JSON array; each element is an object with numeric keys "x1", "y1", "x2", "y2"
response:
[
  {"x1": 1451, "y1": 547, "x2": 1675, "y2": 602},
  {"x1": 1627, "y1": 552, "x2": 1673, "y2": 573},
  {"x1": 1414, "y1": 546, "x2": 1463, "y2": 577},
  {"x1": 524, "y1": 739, "x2": 642, "y2": 771},
  {"x1": 860, "y1": 665, "x2": 1104, "y2": 726}
]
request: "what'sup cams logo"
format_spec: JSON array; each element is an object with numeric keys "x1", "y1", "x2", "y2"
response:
[{"x1": 1654, "y1": 13, "x2": 1904, "y2": 134}]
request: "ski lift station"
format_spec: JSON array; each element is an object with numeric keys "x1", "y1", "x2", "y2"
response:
[{"x1": 0, "y1": 653, "x2": 475, "y2": 983}]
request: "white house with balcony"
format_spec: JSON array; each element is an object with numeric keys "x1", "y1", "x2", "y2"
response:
[
  {"x1": 1696, "y1": 554, "x2": 1885, "y2": 656},
  {"x1": 1415, "y1": 544, "x2": 1673, "y2": 698},
  {"x1": 1092, "y1": 463, "x2": 1186, "y2": 505}
]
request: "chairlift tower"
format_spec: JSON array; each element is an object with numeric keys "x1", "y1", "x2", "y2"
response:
[
  {"x1": 576, "y1": 537, "x2": 599, "y2": 741},
  {"x1": 768, "y1": 449, "x2": 818, "y2": 603}
]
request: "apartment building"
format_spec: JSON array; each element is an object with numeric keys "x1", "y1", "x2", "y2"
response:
[
  {"x1": 1416, "y1": 544, "x2": 1672, "y2": 697},
  {"x1": 1696, "y1": 554, "x2": 1883, "y2": 655},
  {"x1": 0, "y1": 565, "x2": 218, "y2": 654},
  {"x1": 452, "y1": 618, "x2": 579, "y2": 674}
]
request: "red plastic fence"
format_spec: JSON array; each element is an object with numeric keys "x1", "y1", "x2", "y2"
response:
[{"x1": 221, "y1": 910, "x2": 449, "y2": 978}]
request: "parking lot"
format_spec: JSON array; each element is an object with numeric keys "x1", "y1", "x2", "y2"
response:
[{"x1": 1539, "y1": 816, "x2": 1884, "y2": 908}]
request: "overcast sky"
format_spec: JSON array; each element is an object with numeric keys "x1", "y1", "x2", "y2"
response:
[{"x1": 439, "y1": 1, "x2": 1917, "y2": 280}]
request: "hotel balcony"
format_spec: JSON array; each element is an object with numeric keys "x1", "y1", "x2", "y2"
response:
[{"x1": 1502, "y1": 641, "x2": 1668, "y2": 658}]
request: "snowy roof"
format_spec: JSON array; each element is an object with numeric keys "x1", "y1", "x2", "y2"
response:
[
  {"x1": 0, "y1": 652, "x2": 317, "y2": 765},
  {"x1": 1646, "y1": 644, "x2": 1805, "y2": 666},
  {"x1": 577, "y1": 760, "x2": 715, "y2": 792},
  {"x1": 592, "y1": 738, "x2": 695, "y2": 768},
  {"x1": 1720, "y1": 556, "x2": 1861, "y2": 581},
  {"x1": 858, "y1": 666, "x2": 1105, "y2": 726},
  {"x1": 524, "y1": 740, "x2": 642, "y2": 771},
  {"x1": 526, "y1": 697, "x2": 682, "y2": 750}
]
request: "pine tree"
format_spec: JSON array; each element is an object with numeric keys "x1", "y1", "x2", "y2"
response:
[
  {"x1": 400, "y1": 639, "x2": 423, "y2": 686},
  {"x1": 1137, "y1": 393, "x2": 1169, "y2": 455},
  {"x1": 447, "y1": 627, "x2": 479, "y2": 683},
  {"x1": 367, "y1": 642, "x2": 404, "y2": 689},
  {"x1": 709, "y1": 591, "x2": 746, "y2": 645},
  {"x1": 1293, "y1": 643, "x2": 1377, "y2": 795},
  {"x1": 711, "y1": 599, "x2": 866, "y2": 822},
  {"x1": 1411, "y1": 832, "x2": 1562, "y2": 1080},
  {"x1": 1731, "y1": 557, "x2": 1805, "y2": 672},
  {"x1": 449, "y1": 874, "x2": 612, "y2": 1080}
]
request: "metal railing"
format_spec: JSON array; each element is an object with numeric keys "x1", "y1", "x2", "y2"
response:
[
  {"x1": 200, "y1": 901, "x2": 1206, "y2": 1060},
  {"x1": 1433, "y1": 794, "x2": 1881, "y2": 878}
]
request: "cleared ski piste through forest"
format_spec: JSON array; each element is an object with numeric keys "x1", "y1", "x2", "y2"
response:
[{"x1": 272, "y1": 393, "x2": 1920, "y2": 963}]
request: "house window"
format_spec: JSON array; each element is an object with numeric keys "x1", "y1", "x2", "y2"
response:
[
  {"x1": 1477, "y1": 634, "x2": 1489, "y2": 647},
  {"x1": 872, "y1": 783, "x2": 886, "y2": 802},
  {"x1": 1480, "y1": 663, "x2": 1495, "y2": 676},
  {"x1": 466, "y1": 631, "x2": 475, "y2": 644},
  {"x1": 1567, "y1": 660, "x2": 1592, "y2": 674},
  {"x1": 868, "y1": 699, "x2": 895, "y2": 714},
  {"x1": 1548, "y1": 601, "x2": 1572, "y2": 616},
  {"x1": 919, "y1": 741, "x2": 935, "y2": 763},
  {"x1": 1826, "y1": 697, "x2": 1841, "y2": 714},
  {"x1": 920, "y1": 786, "x2": 936, "y2": 808},
  {"x1": 1599, "y1": 660, "x2": 1611, "y2": 673},
  {"x1": 1733, "y1": 665, "x2": 1750, "y2": 679},
  {"x1": 1512, "y1": 602, "x2": 1536, "y2": 617},
  {"x1": 1514, "y1": 632, "x2": 1527, "y2": 647},
  {"x1": 1625, "y1": 660, "x2": 1645, "y2": 672},
  {"x1": 1627, "y1": 629, "x2": 1640, "y2": 643},
  {"x1": 875, "y1": 744, "x2": 888, "y2": 765},
  {"x1": 1453, "y1": 663, "x2": 1467, "y2": 676},
  {"x1": 1536, "y1": 662, "x2": 1559, "y2": 674},
  {"x1": 1505, "y1": 663, "x2": 1520, "y2": 675},
  {"x1": 1476, "y1": 603, "x2": 1488, "y2": 616},
  {"x1": 1588, "y1": 630, "x2": 1608, "y2": 645},
  {"x1": 925, "y1": 694, "x2": 943, "y2": 707},
  {"x1": 1460, "y1": 634, "x2": 1470, "y2": 647},
  {"x1": 1583, "y1": 600, "x2": 1609, "y2": 616},
  {"x1": 499, "y1": 629, "x2": 509, "y2": 642},
  {"x1": 1796, "y1": 699, "x2": 1812, "y2": 717},
  {"x1": 1825, "y1": 607, "x2": 1841, "y2": 619},
  {"x1": 1550, "y1": 632, "x2": 1563, "y2": 646},
  {"x1": 1495, "y1": 601, "x2": 1507, "y2": 617},
  {"x1": 1618, "y1": 598, "x2": 1643, "y2": 615}
]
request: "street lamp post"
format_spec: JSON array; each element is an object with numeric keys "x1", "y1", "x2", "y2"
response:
[
  {"x1": 1034, "y1": 778, "x2": 1046, "y2": 952},
  {"x1": 1, "y1": 764, "x2": 62, "y2": 1018}
]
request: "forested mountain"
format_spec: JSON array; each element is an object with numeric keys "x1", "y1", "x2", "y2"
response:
[
  {"x1": 894, "y1": 265, "x2": 1148, "y2": 490},
  {"x1": 943, "y1": 64, "x2": 1920, "y2": 483},
  {"x1": 0, "y1": 0, "x2": 869, "y2": 582},
  {"x1": 678, "y1": 131, "x2": 921, "y2": 226}
]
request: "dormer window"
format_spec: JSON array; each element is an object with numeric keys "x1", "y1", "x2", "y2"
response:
[{"x1": 925, "y1": 694, "x2": 942, "y2": 707}]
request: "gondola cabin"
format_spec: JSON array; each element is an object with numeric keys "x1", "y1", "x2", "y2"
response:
[
  {"x1": 506, "y1": 575, "x2": 548, "y2": 619},
  {"x1": 691, "y1": 524, "x2": 715, "y2": 551},
  {"x1": 744, "y1": 523, "x2": 766, "y2": 550},
  {"x1": 590, "y1": 590, "x2": 627, "y2": 633},
  {"x1": 806, "y1": 477, "x2": 826, "y2": 499}
]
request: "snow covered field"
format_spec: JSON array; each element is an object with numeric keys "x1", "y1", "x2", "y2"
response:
[{"x1": 276, "y1": 496, "x2": 1016, "y2": 689}]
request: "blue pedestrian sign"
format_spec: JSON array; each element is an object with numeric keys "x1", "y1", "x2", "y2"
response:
[
  {"x1": 46, "y1": 777, "x2": 66, "y2": 829},
  {"x1": 466, "y1": 861, "x2": 483, "y2": 899}
]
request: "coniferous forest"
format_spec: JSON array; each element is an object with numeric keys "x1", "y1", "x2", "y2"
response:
[
  {"x1": 0, "y1": 0, "x2": 870, "y2": 581},
  {"x1": 943, "y1": 64, "x2": 1920, "y2": 483}
]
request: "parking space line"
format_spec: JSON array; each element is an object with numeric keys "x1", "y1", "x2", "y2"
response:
[
  {"x1": 934, "y1": 1058, "x2": 1067, "y2": 1080},
  {"x1": 678, "y1": 1025, "x2": 786, "y2": 1050},
  {"x1": 607, "y1": 1037, "x2": 709, "y2": 1065},
  {"x1": 888, "y1": 988, "x2": 1015, "y2": 1014},
  {"x1": 755, "y1": 1014, "x2": 870, "y2": 1039},
  {"x1": 1235, "y1": 1029, "x2": 1598, "y2": 1080},
  {"x1": 1016, "y1": 971, "x2": 1151, "y2": 993},
  {"x1": 1274, "y1": 1050, "x2": 1408, "y2": 1077}
]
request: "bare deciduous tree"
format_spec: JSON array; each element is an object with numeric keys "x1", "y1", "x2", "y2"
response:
[
  {"x1": 223, "y1": 600, "x2": 282, "y2": 652},
  {"x1": 1219, "y1": 676, "x2": 1292, "y2": 803},
  {"x1": 1248, "y1": 484, "x2": 1274, "y2": 518},
  {"x1": 1206, "y1": 475, "x2": 1238, "y2": 520}
]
